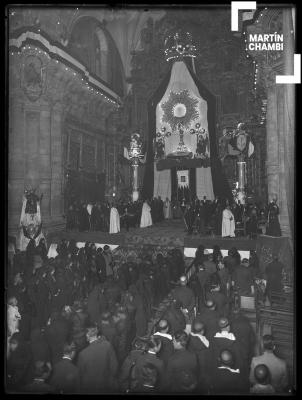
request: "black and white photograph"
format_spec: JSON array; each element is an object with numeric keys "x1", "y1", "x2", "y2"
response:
[{"x1": 6, "y1": 3, "x2": 296, "y2": 394}]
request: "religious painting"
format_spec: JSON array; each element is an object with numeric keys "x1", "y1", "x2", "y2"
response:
[
  {"x1": 21, "y1": 55, "x2": 46, "y2": 101},
  {"x1": 177, "y1": 169, "x2": 189, "y2": 188}
]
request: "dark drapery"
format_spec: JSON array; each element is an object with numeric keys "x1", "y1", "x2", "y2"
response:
[
  {"x1": 171, "y1": 167, "x2": 178, "y2": 200},
  {"x1": 142, "y1": 59, "x2": 232, "y2": 202}
]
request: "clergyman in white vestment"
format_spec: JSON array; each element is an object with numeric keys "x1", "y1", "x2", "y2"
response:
[
  {"x1": 221, "y1": 206, "x2": 235, "y2": 237},
  {"x1": 140, "y1": 201, "x2": 153, "y2": 228},
  {"x1": 109, "y1": 206, "x2": 120, "y2": 234},
  {"x1": 164, "y1": 197, "x2": 172, "y2": 219}
]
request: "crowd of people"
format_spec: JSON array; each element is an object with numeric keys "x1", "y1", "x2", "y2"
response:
[
  {"x1": 65, "y1": 195, "x2": 282, "y2": 238},
  {"x1": 6, "y1": 236, "x2": 290, "y2": 394}
]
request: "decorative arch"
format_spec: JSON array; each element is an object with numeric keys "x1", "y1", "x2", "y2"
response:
[{"x1": 68, "y1": 16, "x2": 124, "y2": 96}]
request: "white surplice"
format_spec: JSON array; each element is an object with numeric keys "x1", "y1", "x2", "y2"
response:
[
  {"x1": 164, "y1": 199, "x2": 172, "y2": 219},
  {"x1": 140, "y1": 202, "x2": 153, "y2": 228},
  {"x1": 109, "y1": 207, "x2": 120, "y2": 234},
  {"x1": 221, "y1": 208, "x2": 235, "y2": 237}
]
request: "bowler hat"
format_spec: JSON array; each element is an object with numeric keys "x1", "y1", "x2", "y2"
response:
[
  {"x1": 254, "y1": 364, "x2": 270, "y2": 383},
  {"x1": 218, "y1": 317, "x2": 230, "y2": 329},
  {"x1": 205, "y1": 299, "x2": 215, "y2": 308}
]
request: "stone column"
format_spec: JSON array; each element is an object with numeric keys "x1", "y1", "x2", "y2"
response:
[
  {"x1": 8, "y1": 99, "x2": 26, "y2": 231},
  {"x1": 49, "y1": 103, "x2": 64, "y2": 219},
  {"x1": 265, "y1": 83, "x2": 280, "y2": 203},
  {"x1": 282, "y1": 7, "x2": 295, "y2": 241},
  {"x1": 276, "y1": 85, "x2": 290, "y2": 237},
  {"x1": 24, "y1": 109, "x2": 41, "y2": 190},
  {"x1": 39, "y1": 107, "x2": 51, "y2": 218}
]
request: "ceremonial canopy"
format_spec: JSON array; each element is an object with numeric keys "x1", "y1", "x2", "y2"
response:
[{"x1": 142, "y1": 59, "x2": 232, "y2": 202}]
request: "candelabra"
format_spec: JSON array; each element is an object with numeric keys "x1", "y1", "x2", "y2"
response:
[{"x1": 128, "y1": 133, "x2": 144, "y2": 202}]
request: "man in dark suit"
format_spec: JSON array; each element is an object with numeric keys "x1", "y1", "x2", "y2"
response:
[
  {"x1": 164, "y1": 331, "x2": 198, "y2": 392},
  {"x1": 265, "y1": 254, "x2": 285, "y2": 301},
  {"x1": 77, "y1": 326, "x2": 118, "y2": 393},
  {"x1": 129, "y1": 336, "x2": 165, "y2": 392},
  {"x1": 29, "y1": 327, "x2": 51, "y2": 365},
  {"x1": 205, "y1": 277, "x2": 230, "y2": 317},
  {"x1": 232, "y1": 258, "x2": 255, "y2": 296},
  {"x1": 162, "y1": 299, "x2": 186, "y2": 335},
  {"x1": 21, "y1": 361, "x2": 54, "y2": 393},
  {"x1": 196, "y1": 299, "x2": 220, "y2": 340},
  {"x1": 208, "y1": 349, "x2": 249, "y2": 394},
  {"x1": 187, "y1": 320, "x2": 211, "y2": 392},
  {"x1": 49, "y1": 342, "x2": 80, "y2": 393},
  {"x1": 7, "y1": 332, "x2": 34, "y2": 391},
  {"x1": 45, "y1": 311, "x2": 71, "y2": 365},
  {"x1": 172, "y1": 276, "x2": 195, "y2": 323},
  {"x1": 230, "y1": 307, "x2": 256, "y2": 365},
  {"x1": 211, "y1": 317, "x2": 248, "y2": 374},
  {"x1": 153, "y1": 319, "x2": 174, "y2": 364},
  {"x1": 96, "y1": 311, "x2": 118, "y2": 351}
]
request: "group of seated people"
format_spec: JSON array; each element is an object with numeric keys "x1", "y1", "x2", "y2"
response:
[{"x1": 6, "y1": 238, "x2": 290, "y2": 393}]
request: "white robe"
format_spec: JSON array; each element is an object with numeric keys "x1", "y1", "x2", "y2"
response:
[
  {"x1": 7, "y1": 305, "x2": 21, "y2": 337},
  {"x1": 140, "y1": 202, "x2": 153, "y2": 228},
  {"x1": 17, "y1": 199, "x2": 45, "y2": 251},
  {"x1": 109, "y1": 207, "x2": 120, "y2": 234},
  {"x1": 222, "y1": 208, "x2": 235, "y2": 237},
  {"x1": 164, "y1": 200, "x2": 172, "y2": 219}
]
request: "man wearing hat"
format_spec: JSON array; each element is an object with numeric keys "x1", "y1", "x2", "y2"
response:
[
  {"x1": 96, "y1": 311, "x2": 118, "y2": 351},
  {"x1": 196, "y1": 299, "x2": 220, "y2": 339},
  {"x1": 164, "y1": 331, "x2": 198, "y2": 392},
  {"x1": 224, "y1": 248, "x2": 240, "y2": 275},
  {"x1": 202, "y1": 252, "x2": 216, "y2": 275},
  {"x1": 128, "y1": 336, "x2": 165, "y2": 392},
  {"x1": 265, "y1": 254, "x2": 285, "y2": 302},
  {"x1": 49, "y1": 341, "x2": 80, "y2": 393},
  {"x1": 231, "y1": 258, "x2": 255, "y2": 296},
  {"x1": 249, "y1": 334, "x2": 288, "y2": 393},
  {"x1": 153, "y1": 319, "x2": 174, "y2": 364},
  {"x1": 196, "y1": 264, "x2": 211, "y2": 304},
  {"x1": 208, "y1": 349, "x2": 249, "y2": 394},
  {"x1": 118, "y1": 336, "x2": 149, "y2": 392},
  {"x1": 205, "y1": 276, "x2": 229, "y2": 317},
  {"x1": 171, "y1": 275, "x2": 196, "y2": 325},
  {"x1": 229, "y1": 307, "x2": 256, "y2": 365},
  {"x1": 250, "y1": 364, "x2": 275, "y2": 394},
  {"x1": 211, "y1": 317, "x2": 247, "y2": 373},
  {"x1": 77, "y1": 326, "x2": 118, "y2": 393},
  {"x1": 162, "y1": 299, "x2": 186, "y2": 335},
  {"x1": 187, "y1": 319, "x2": 212, "y2": 392}
]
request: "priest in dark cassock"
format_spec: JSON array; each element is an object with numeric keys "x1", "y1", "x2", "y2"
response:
[
  {"x1": 213, "y1": 197, "x2": 223, "y2": 236},
  {"x1": 184, "y1": 204, "x2": 195, "y2": 235},
  {"x1": 197, "y1": 200, "x2": 206, "y2": 235},
  {"x1": 266, "y1": 196, "x2": 282, "y2": 237}
]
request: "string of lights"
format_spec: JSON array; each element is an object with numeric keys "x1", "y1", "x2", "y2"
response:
[
  {"x1": 242, "y1": 8, "x2": 268, "y2": 124},
  {"x1": 9, "y1": 34, "x2": 121, "y2": 107}
]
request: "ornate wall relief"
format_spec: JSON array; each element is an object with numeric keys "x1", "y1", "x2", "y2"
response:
[{"x1": 21, "y1": 55, "x2": 47, "y2": 101}]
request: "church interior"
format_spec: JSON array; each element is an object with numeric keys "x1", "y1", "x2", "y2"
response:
[{"x1": 7, "y1": 5, "x2": 295, "y2": 394}]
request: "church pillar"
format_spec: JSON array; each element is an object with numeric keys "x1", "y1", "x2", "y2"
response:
[
  {"x1": 282, "y1": 8, "x2": 295, "y2": 241},
  {"x1": 8, "y1": 100, "x2": 26, "y2": 227},
  {"x1": 266, "y1": 83, "x2": 279, "y2": 203},
  {"x1": 49, "y1": 103, "x2": 64, "y2": 219},
  {"x1": 39, "y1": 108, "x2": 52, "y2": 218}
]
